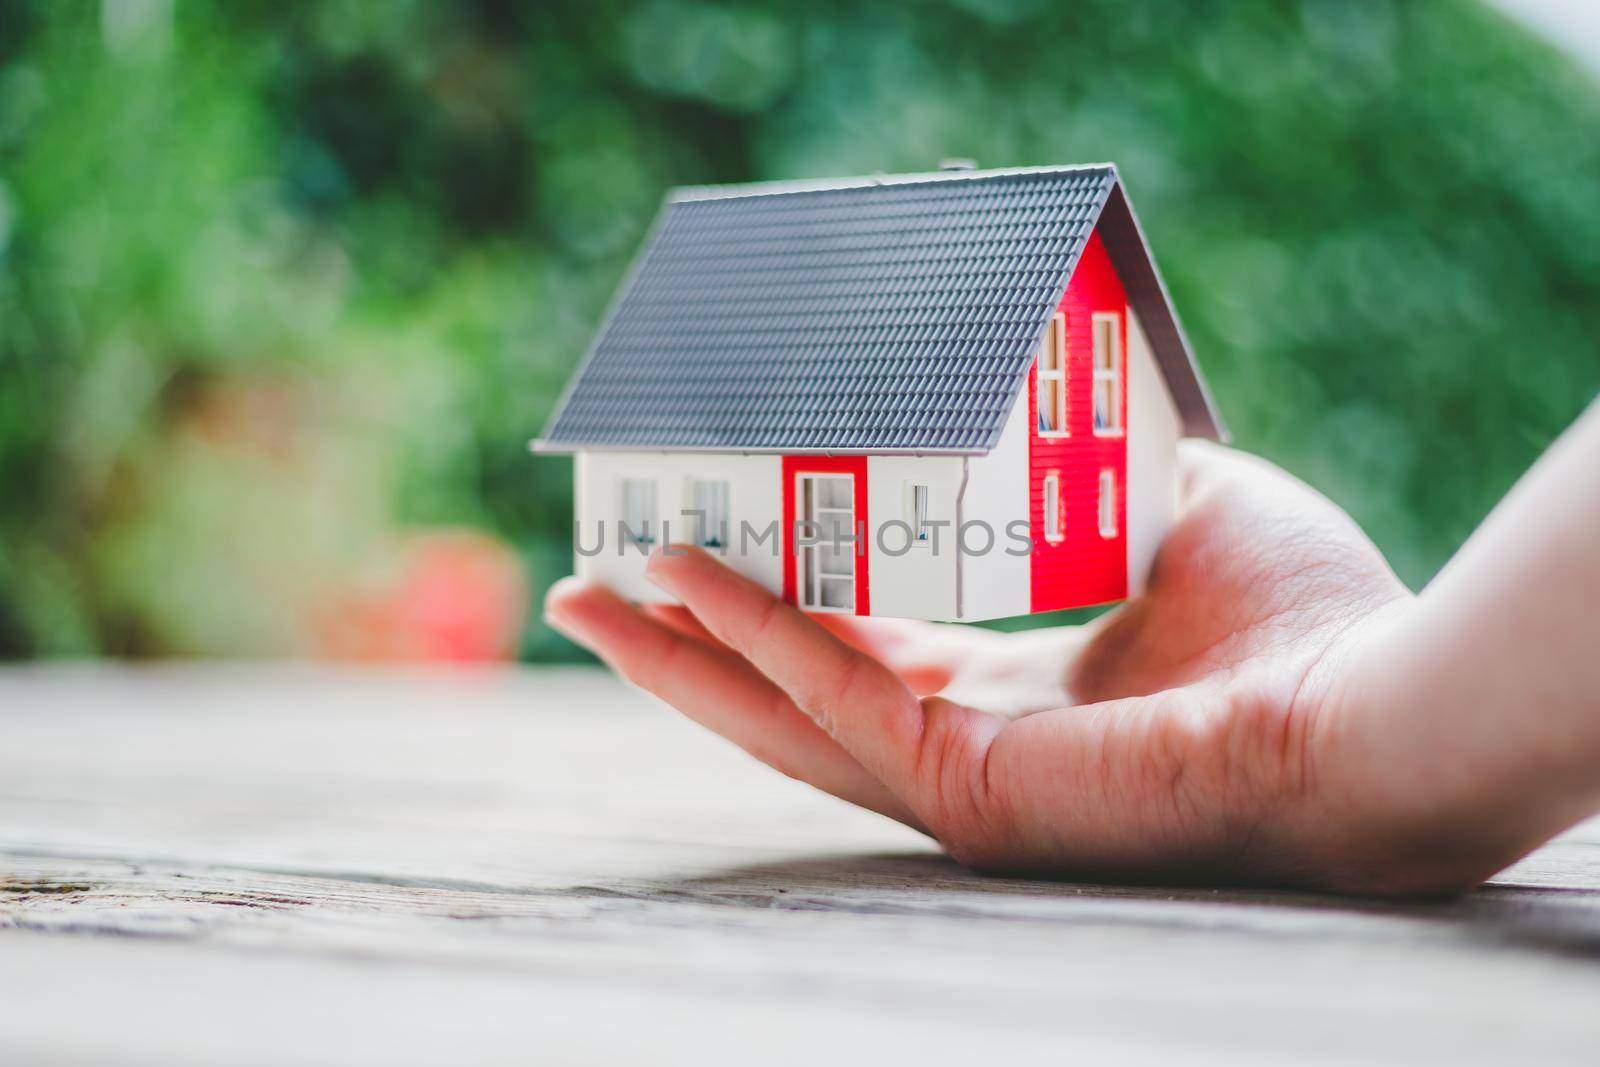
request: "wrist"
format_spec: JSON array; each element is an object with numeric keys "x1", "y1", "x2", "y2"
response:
[{"x1": 1309, "y1": 597, "x2": 1593, "y2": 894}]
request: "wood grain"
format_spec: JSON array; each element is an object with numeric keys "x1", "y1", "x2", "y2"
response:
[{"x1": 0, "y1": 665, "x2": 1597, "y2": 1066}]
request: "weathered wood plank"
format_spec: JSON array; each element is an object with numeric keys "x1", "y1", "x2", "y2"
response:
[{"x1": 1, "y1": 666, "x2": 1598, "y2": 1065}]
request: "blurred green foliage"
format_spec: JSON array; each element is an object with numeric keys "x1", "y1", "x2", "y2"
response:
[{"x1": 1, "y1": 0, "x2": 1597, "y2": 658}]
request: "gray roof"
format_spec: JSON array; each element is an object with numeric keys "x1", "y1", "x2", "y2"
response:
[{"x1": 536, "y1": 164, "x2": 1224, "y2": 454}]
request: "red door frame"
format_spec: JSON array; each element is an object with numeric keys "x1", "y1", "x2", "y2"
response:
[{"x1": 781, "y1": 455, "x2": 870, "y2": 615}]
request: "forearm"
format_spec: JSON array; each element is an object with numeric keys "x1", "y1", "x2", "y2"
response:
[{"x1": 1333, "y1": 398, "x2": 1600, "y2": 865}]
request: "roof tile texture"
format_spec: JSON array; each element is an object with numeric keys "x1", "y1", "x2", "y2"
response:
[{"x1": 542, "y1": 167, "x2": 1118, "y2": 452}]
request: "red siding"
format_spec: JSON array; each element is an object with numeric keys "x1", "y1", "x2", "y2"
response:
[
  {"x1": 1028, "y1": 227, "x2": 1128, "y2": 612},
  {"x1": 781, "y1": 455, "x2": 870, "y2": 615}
]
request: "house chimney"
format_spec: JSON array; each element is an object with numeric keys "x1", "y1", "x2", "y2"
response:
[{"x1": 938, "y1": 158, "x2": 977, "y2": 171}]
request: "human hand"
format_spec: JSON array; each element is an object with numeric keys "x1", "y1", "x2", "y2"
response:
[{"x1": 546, "y1": 430, "x2": 1600, "y2": 896}]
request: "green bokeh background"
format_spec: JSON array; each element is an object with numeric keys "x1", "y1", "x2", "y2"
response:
[{"x1": 2, "y1": 0, "x2": 1597, "y2": 659}]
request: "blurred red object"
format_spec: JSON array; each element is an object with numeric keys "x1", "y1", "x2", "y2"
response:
[{"x1": 315, "y1": 529, "x2": 528, "y2": 662}]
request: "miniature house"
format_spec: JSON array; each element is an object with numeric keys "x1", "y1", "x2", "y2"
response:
[{"x1": 534, "y1": 164, "x2": 1225, "y2": 622}]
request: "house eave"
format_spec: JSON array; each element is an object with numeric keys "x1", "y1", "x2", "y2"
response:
[
  {"x1": 528, "y1": 439, "x2": 987, "y2": 458},
  {"x1": 669, "y1": 162, "x2": 1119, "y2": 203}
]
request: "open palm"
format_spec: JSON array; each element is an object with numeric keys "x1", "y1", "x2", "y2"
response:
[{"x1": 547, "y1": 442, "x2": 1498, "y2": 894}]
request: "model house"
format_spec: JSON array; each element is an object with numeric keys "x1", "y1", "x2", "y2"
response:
[{"x1": 533, "y1": 163, "x2": 1225, "y2": 621}]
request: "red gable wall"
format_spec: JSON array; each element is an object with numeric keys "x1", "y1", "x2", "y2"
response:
[{"x1": 1028, "y1": 227, "x2": 1128, "y2": 612}]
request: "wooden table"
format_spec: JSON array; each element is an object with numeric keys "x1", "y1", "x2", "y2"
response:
[{"x1": 1, "y1": 666, "x2": 1597, "y2": 1065}]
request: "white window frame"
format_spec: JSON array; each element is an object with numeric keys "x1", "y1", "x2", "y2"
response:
[
  {"x1": 1098, "y1": 468, "x2": 1118, "y2": 539},
  {"x1": 1036, "y1": 311, "x2": 1068, "y2": 437},
  {"x1": 796, "y1": 473, "x2": 856, "y2": 613},
  {"x1": 1043, "y1": 472, "x2": 1063, "y2": 544},
  {"x1": 686, "y1": 478, "x2": 730, "y2": 548},
  {"x1": 906, "y1": 483, "x2": 931, "y2": 546},
  {"x1": 620, "y1": 478, "x2": 657, "y2": 547},
  {"x1": 1091, "y1": 311, "x2": 1123, "y2": 437}
]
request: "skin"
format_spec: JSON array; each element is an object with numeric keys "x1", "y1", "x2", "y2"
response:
[{"x1": 546, "y1": 400, "x2": 1600, "y2": 897}]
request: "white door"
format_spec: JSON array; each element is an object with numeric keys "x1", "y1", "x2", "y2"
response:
[{"x1": 797, "y1": 473, "x2": 855, "y2": 612}]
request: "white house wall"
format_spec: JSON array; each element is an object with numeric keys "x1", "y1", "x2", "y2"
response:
[
  {"x1": 574, "y1": 451, "x2": 782, "y2": 605},
  {"x1": 573, "y1": 312, "x2": 1182, "y2": 618},
  {"x1": 864, "y1": 455, "x2": 964, "y2": 621},
  {"x1": 956, "y1": 376, "x2": 1031, "y2": 622},
  {"x1": 1125, "y1": 308, "x2": 1182, "y2": 597}
]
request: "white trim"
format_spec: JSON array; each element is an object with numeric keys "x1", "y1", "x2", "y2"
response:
[
  {"x1": 1092, "y1": 310, "x2": 1124, "y2": 438},
  {"x1": 906, "y1": 482, "x2": 932, "y2": 547},
  {"x1": 670, "y1": 162, "x2": 1121, "y2": 203},
  {"x1": 1098, "y1": 468, "x2": 1118, "y2": 539},
  {"x1": 796, "y1": 472, "x2": 857, "y2": 613},
  {"x1": 1036, "y1": 311, "x2": 1069, "y2": 438},
  {"x1": 1043, "y1": 473, "x2": 1063, "y2": 544},
  {"x1": 532, "y1": 440, "x2": 985, "y2": 457}
]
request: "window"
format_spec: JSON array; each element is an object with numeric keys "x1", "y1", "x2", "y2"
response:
[
  {"x1": 620, "y1": 478, "x2": 657, "y2": 547},
  {"x1": 1092, "y1": 311, "x2": 1122, "y2": 435},
  {"x1": 908, "y1": 483, "x2": 930, "y2": 544},
  {"x1": 1036, "y1": 311, "x2": 1068, "y2": 435},
  {"x1": 798, "y1": 474, "x2": 855, "y2": 612},
  {"x1": 1043, "y1": 473, "x2": 1063, "y2": 543},
  {"x1": 1098, "y1": 468, "x2": 1118, "y2": 538},
  {"x1": 688, "y1": 478, "x2": 730, "y2": 548}
]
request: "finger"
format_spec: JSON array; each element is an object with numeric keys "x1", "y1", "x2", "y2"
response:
[
  {"x1": 1171, "y1": 439, "x2": 1405, "y2": 615},
  {"x1": 1176, "y1": 438, "x2": 1374, "y2": 546},
  {"x1": 819, "y1": 614, "x2": 1090, "y2": 713},
  {"x1": 941, "y1": 624, "x2": 1100, "y2": 718},
  {"x1": 1176, "y1": 438, "x2": 1265, "y2": 509},
  {"x1": 645, "y1": 547, "x2": 1003, "y2": 814},
  {"x1": 544, "y1": 577, "x2": 922, "y2": 828},
  {"x1": 648, "y1": 599, "x2": 956, "y2": 692},
  {"x1": 974, "y1": 686, "x2": 1242, "y2": 878},
  {"x1": 812, "y1": 615, "x2": 973, "y2": 694},
  {"x1": 640, "y1": 602, "x2": 724, "y2": 649}
]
